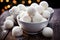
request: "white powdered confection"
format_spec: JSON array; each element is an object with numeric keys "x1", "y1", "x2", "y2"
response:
[
  {"x1": 9, "y1": 6, "x2": 19, "y2": 15},
  {"x1": 16, "y1": 11, "x2": 29, "y2": 25},
  {"x1": 12, "y1": 26, "x2": 23, "y2": 36},
  {"x1": 17, "y1": 4, "x2": 26, "y2": 11},
  {"x1": 40, "y1": 18, "x2": 48, "y2": 23},
  {"x1": 20, "y1": 13, "x2": 31, "y2": 23},
  {"x1": 36, "y1": 5, "x2": 44, "y2": 14},
  {"x1": 26, "y1": 6, "x2": 29, "y2": 10},
  {"x1": 33, "y1": 12, "x2": 43, "y2": 23},
  {"x1": 42, "y1": 10, "x2": 51, "y2": 19},
  {"x1": 6, "y1": 15, "x2": 14, "y2": 22},
  {"x1": 19, "y1": 11, "x2": 28, "y2": 18},
  {"x1": 39, "y1": 1, "x2": 49, "y2": 9},
  {"x1": 9, "y1": 6, "x2": 16, "y2": 14},
  {"x1": 4, "y1": 20, "x2": 14, "y2": 29},
  {"x1": 47, "y1": 7, "x2": 54, "y2": 13},
  {"x1": 27, "y1": 6, "x2": 36, "y2": 17},
  {"x1": 31, "y1": 3, "x2": 39, "y2": 8},
  {"x1": 42, "y1": 27, "x2": 53, "y2": 37}
]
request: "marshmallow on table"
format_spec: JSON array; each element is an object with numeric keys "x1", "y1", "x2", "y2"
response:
[
  {"x1": 39, "y1": 1, "x2": 49, "y2": 9},
  {"x1": 42, "y1": 27, "x2": 53, "y2": 37},
  {"x1": 27, "y1": 6, "x2": 36, "y2": 17},
  {"x1": 9, "y1": 6, "x2": 19, "y2": 15},
  {"x1": 4, "y1": 20, "x2": 14, "y2": 29},
  {"x1": 36, "y1": 5, "x2": 44, "y2": 15},
  {"x1": 42, "y1": 10, "x2": 51, "y2": 19},
  {"x1": 17, "y1": 4, "x2": 26, "y2": 11},
  {"x1": 12, "y1": 26, "x2": 23, "y2": 37},
  {"x1": 33, "y1": 12, "x2": 43, "y2": 23},
  {"x1": 9, "y1": 6, "x2": 16, "y2": 14},
  {"x1": 9, "y1": 6, "x2": 20, "y2": 19},
  {"x1": 47, "y1": 7, "x2": 54, "y2": 13},
  {"x1": 20, "y1": 13, "x2": 31, "y2": 23},
  {"x1": 6, "y1": 15, "x2": 14, "y2": 22}
]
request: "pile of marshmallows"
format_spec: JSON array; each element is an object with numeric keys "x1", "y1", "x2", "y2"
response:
[{"x1": 2, "y1": 1, "x2": 54, "y2": 37}]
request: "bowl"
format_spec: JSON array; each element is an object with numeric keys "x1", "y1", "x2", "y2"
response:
[
  {"x1": 17, "y1": 15, "x2": 48, "y2": 34},
  {"x1": 19, "y1": 21, "x2": 48, "y2": 32}
]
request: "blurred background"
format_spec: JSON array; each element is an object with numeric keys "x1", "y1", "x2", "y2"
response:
[{"x1": 0, "y1": 0, "x2": 60, "y2": 15}]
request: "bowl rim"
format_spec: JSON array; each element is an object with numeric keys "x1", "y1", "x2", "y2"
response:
[{"x1": 19, "y1": 20, "x2": 48, "y2": 24}]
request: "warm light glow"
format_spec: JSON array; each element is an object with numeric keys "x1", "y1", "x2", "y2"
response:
[
  {"x1": 4, "y1": 6, "x2": 8, "y2": 10},
  {"x1": 1, "y1": 9, "x2": 4, "y2": 12},
  {"x1": 6, "y1": 0, "x2": 9, "y2": 2},
  {"x1": 7, "y1": 5, "x2": 11, "y2": 8},
  {"x1": 37, "y1": 0, "x2": 40, "y2": 3},
  {"x1": 0, "y1": 0, "x2": 3, "y2": 2},
  {"x1": 28, "y1": 0, "x2": 32, "y2": 4},
  {"x1": 13, "y1": 0, "x2": 17, "y2": 4},
  {"x1": 13, "y1": 0, "x2": 16, "y2": 1},
  {"x1": 22, "y1": 0, "x2": 25, "y2": 4}
]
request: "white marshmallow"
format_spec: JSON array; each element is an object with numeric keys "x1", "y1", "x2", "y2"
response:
[
  {"x1": 36, "y1": 5, "x2": 44, "y2": 14},
  {"x1": 39, "y1": 1, "x2": 49, "y2": 9},
  {"x1": 17, "y1": 4, "x2": 26, "y2": 11},
  {"x1": 6, "y1": 15, "x2": 14, "y2": 22},
  {"x1": 47, "y1": 7, "x2": 54, "y2": 13},
  {"x1": 42, "y1": 27, "x2": 53, "y2": 37},
  {"x1": 9, "y1": 6, "x2": 16, "y2": 14},
  {"x1": 26, "y1": 6, "x2": 29, "y2": 10},
  {"x1": 20, "y1": 14, "x2": 31, "y2": 23},
  {"x1": 27, "y1": 6, "x2": 36, "y2": 17},
  {"x1": 40, "y1": 18, "x2": 48, "y2": 23},
  {"x1": 31, "y1": 3, "x2": 39, "y2": 8},
  {"x1": 9, "y1": 6, "x2": 20, "y2": 19},
  {"x1": 33, "y1": 12, "x2": 43, "y2": 23},
  {"x1": 42, "y1": 10, "x2": 51, "y2": 19},
  {"x1": 17, "y1": 11, "x2": 30, "y2": 25},
  {"x1": 19, "y1": 11, "x2": 28, "y2": 18},
  {"x1": 4, "y1": 20, "x2": 14, "y2": 29},
  {"x1": 9, "y1": 6, "x2": 19, "y2": 15},
  {"x1": 12, "y1": 26, "x2": 23, "y2": 36}
]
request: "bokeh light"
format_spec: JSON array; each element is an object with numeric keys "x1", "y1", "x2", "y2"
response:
[
  {"x1": 0, "y1": 0, "x2": 3, "y2": 3},
  {"x1": 37, "y1": 0, "x2": 40, "y2": 3},
  {"x1": 7, "y1": 5, "x2": 11, "y2": 8},
  {"x1": 1, "y1": 9, "x2": 4, "y2": 12},
  {"x1": 13, "y1": 0, "x2": 17, "y2": 4},
  {"x1": 4, "y1": 6, "x2": 8, "y2": 10},
  {"x1": 28, "y1": 0, "x2": 32, "y2": 4},
  {"x1": 22, "y1": 0, "x2": 25, "y2": 4},
  {"x1": 6, "y1": 0, "x2": 9, "y2": 2}
]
